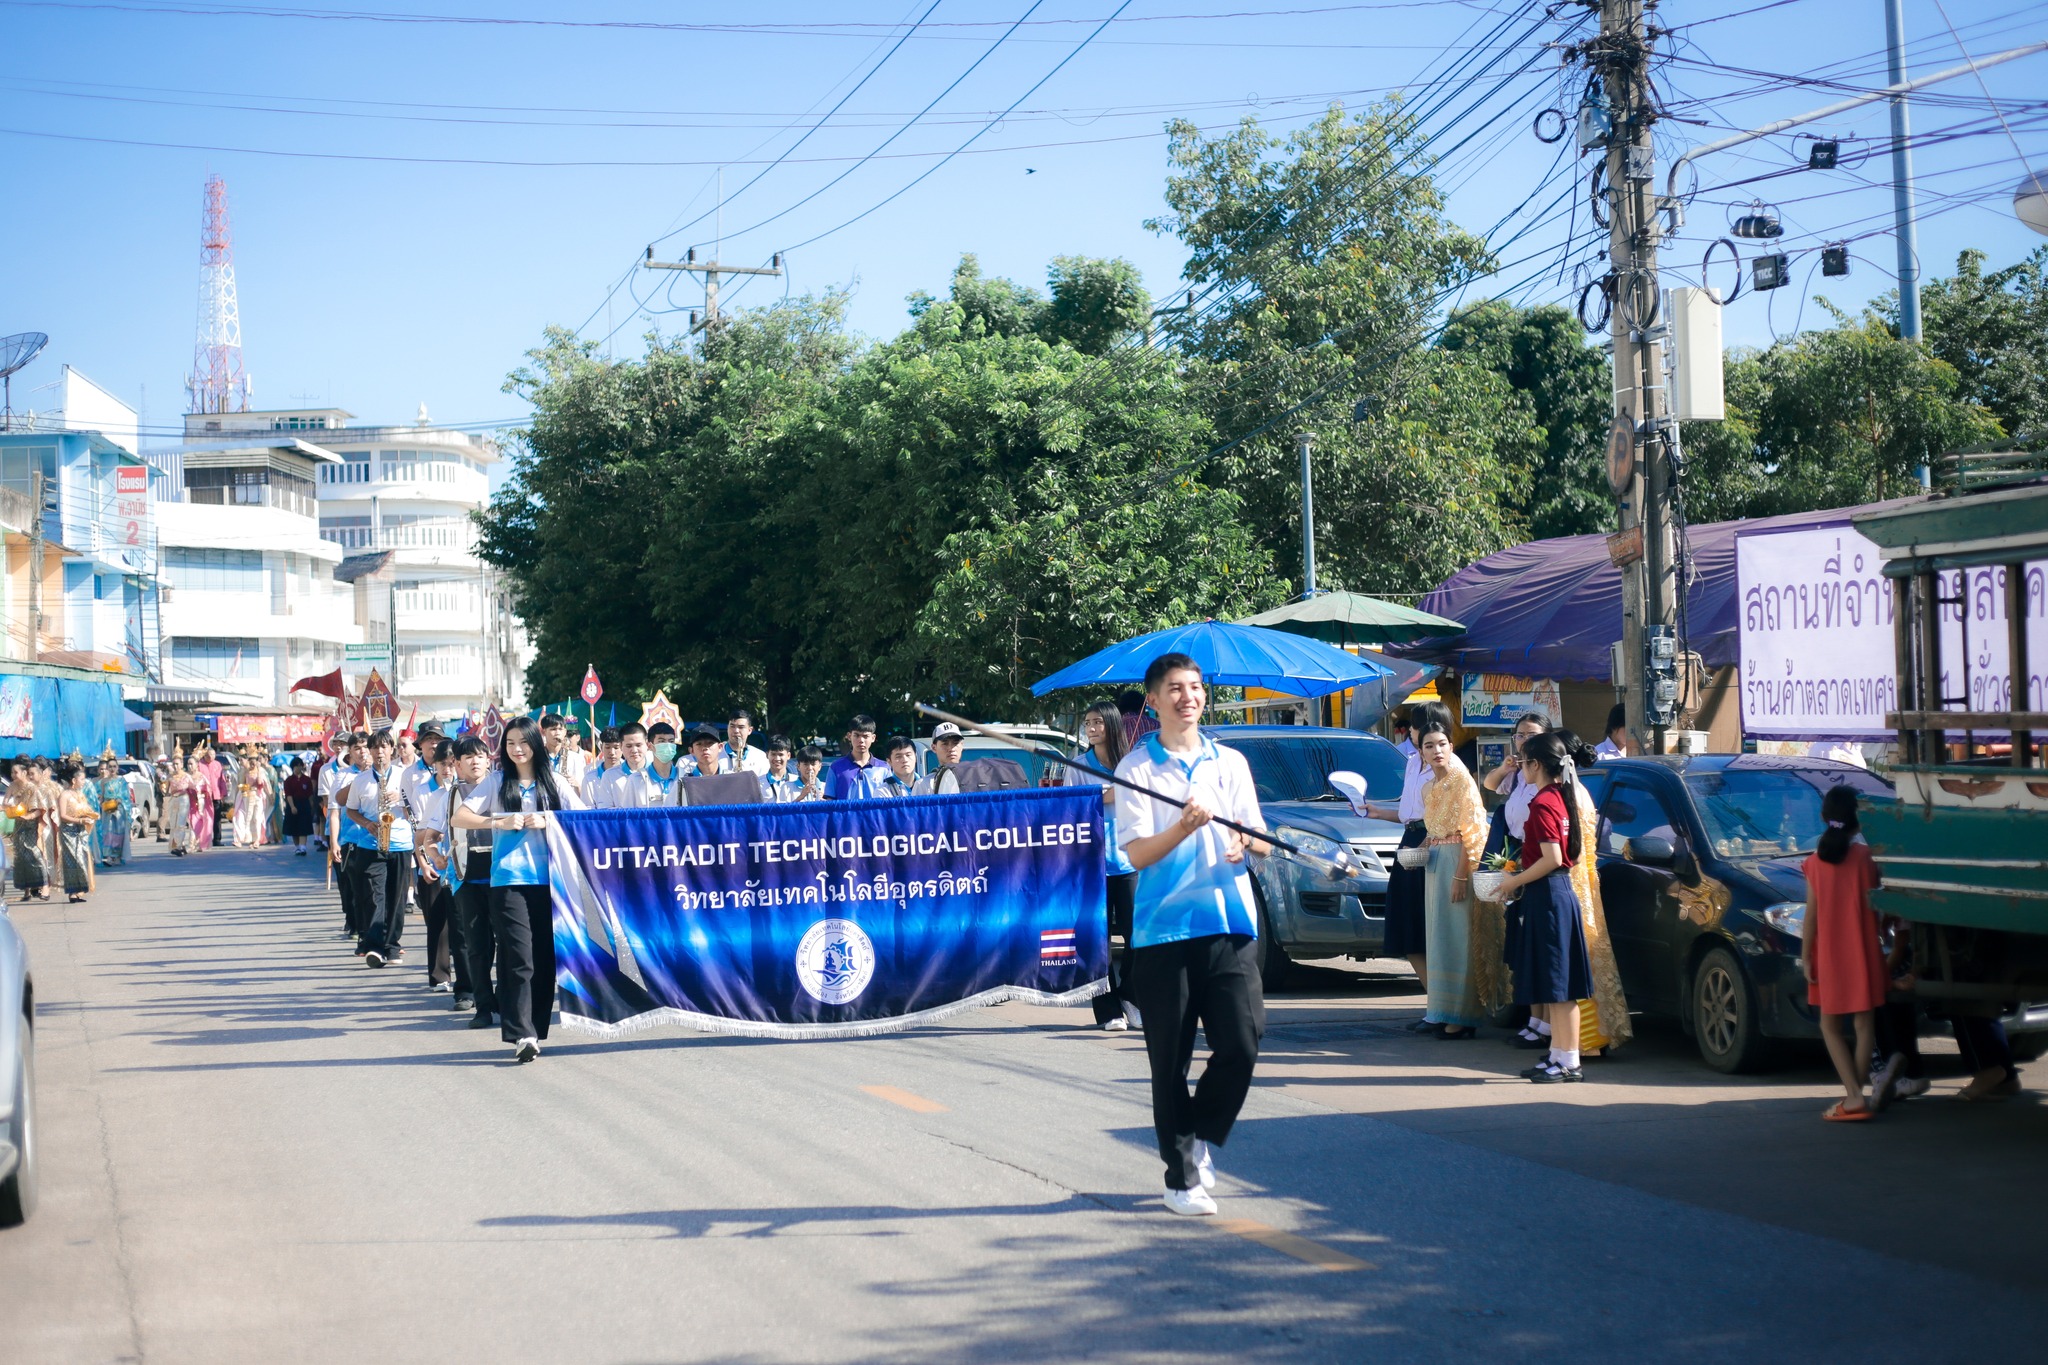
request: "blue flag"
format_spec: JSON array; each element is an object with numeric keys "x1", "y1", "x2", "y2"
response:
[{"x1": 546, "y1": 787, "x2": 1108, "y2": 1038}]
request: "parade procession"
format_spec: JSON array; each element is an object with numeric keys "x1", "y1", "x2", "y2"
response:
[{"x1": 6, "y1": 0, "x2": 2048, "y2": 1359}]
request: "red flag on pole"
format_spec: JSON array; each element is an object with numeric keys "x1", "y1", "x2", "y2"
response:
[
  {"x1": 580, "y1": 665, "x2": 603, "y2": 706},
  {"x1": 289, "y1": 667, "x2": 346, "y2": 699}
]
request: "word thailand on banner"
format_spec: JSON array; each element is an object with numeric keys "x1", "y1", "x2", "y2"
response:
[{"x1": 546, "y1": 787, "x2": 1108, "y2": 1039}]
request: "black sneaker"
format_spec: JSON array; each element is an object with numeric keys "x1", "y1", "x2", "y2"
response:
[
  {"x1": 364, "y1": 950, "x2": 385, "y2": 968},
  {"x1": 467, "y1": 1014, "x2": 496, "y2": 1030}
]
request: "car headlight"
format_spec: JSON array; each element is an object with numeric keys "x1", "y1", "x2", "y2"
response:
[
  {"x1": 1272, "y1": 826, "x2": 1363, "y2": 881},
  {"x1": 1759, "y1": 901, "x2": 1805, "y2": 938}
]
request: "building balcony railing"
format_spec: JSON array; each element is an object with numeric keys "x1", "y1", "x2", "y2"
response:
[{"x1": 320, "y1": 521, "x2": 479, "y2": 553}]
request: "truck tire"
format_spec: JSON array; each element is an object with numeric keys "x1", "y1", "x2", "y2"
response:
[
  {"x1": 2009, "y1": 1034, "x2": 2048, "y2": 1064},
  {"x1": 1253, "y1": 884, "x2": 1292, "y2": 994},
  {"x1": 1692, "y1": 944, "x2": 1766, "y2": 1074},
  {"x1": 0, "y1": 1015, "x2": 35, "y2": 1227}
]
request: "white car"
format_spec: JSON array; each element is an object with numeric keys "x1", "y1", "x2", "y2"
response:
[
  {"x1": 117, "y1": 760, "x2": 159, "y2": 839},
  {"x1": 0, "y1": 901, "x2": 34, "y2": 1225}
]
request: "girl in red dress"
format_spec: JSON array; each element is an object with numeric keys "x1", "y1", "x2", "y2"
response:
[{"x1": 1803, "y1": 787, "x2": 1886, "y2": 1121}]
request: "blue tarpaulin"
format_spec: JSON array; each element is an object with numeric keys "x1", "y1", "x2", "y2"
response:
[
  {"x1": 1392, "y1": 500, "x2": 1920, "y2": 682},
  {"x1": 0, "y1": 668, "x2": 130, "y2": 759}
]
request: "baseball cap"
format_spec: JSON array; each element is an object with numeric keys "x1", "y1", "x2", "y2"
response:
[{"x1": 931, "y1": 723, "x2": 965, "y2": 742}]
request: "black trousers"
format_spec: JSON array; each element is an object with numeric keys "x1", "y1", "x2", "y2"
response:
[
  {"x1": 490, "y1": 884, "x2": 556, "y2": 1043},
  {"x1": 455, "y1": 880, "x2": 496, "y2": 1019},
  {"x1": 357, "y1": 849, "x2": 412, "y2": 955},
  {"x1": 338, "y1": 845, "x2": 367, "y2": 939},
  {"x1": 1128, "y1": 932, "x2": 1264, "y2": 1191},
  {"x1": 1091, "y1": 872, "x2": 1138, "y2": 1025},
  {"x1": 418, "y1": 874, "x2": 465, "y2": 988}
]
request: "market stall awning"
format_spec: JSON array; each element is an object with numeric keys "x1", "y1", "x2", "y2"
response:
[
  {"x1": 1238, "y1": 591, "x2": 1464, "y2": 645},
  {"x1": 1394, "y1": 499, "x2": 1922, "y2": 681}
]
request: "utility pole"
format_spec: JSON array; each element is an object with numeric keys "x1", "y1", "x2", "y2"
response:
[
  {"x1": 28, "y1": 470, "x2": 45, "y2": 663},
  {"x1": 1595, "y1": 0, "x2": 1676, "y2": 753},
  {"x1": 643, "y1": 249, "x2": 784, "y2": 336},
  {"x1": 1296, "y1": 431, "x2": 1317, "y2": 598},
  {"x1": 1883, "y1": 0, "x2": 1922, "y2": 342}
]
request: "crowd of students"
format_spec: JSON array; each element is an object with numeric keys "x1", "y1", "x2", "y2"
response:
[{"x1": 308, "y1": 707, "x2": 1009, "y2": 1063}]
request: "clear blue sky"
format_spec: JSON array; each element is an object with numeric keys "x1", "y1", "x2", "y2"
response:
[{"x1": 2, "y1": 1, "x2": 2042, "y2": 452}]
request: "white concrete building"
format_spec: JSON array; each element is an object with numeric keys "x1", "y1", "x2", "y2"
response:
[
  {"x1": 180, "y1": 406, "x2": 527, "y2": 718},
  {"x1": 149, "y1": 437, "x2": 360, "y2": 705}
]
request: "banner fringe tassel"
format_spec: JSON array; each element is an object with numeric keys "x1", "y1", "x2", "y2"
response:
[{"x1": 556, "y1": 979, "x2": 1110, "y2": 1042}]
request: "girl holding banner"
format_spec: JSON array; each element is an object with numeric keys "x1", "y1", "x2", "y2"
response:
[{"x1": 452, "y1": 716, "x2": 586, "y2": 1064}]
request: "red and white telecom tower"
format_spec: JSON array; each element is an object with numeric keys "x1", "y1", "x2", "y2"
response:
[{"x1": 185, "y1": 173, "x2": 252, "y2": 414}]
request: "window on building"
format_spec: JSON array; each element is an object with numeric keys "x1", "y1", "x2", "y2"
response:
[{"x1": 162, "y1": 548, "x2": 265, "y2": 593}]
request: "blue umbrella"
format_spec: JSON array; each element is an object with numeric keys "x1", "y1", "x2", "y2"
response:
[{"x1": 1030, "y1": 621, "x2": 1390, "y2": 699}]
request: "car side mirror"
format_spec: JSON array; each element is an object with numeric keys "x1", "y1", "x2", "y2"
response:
[{"x1": 1631, "y1": 835, "x2": 1677, "y2": 866}]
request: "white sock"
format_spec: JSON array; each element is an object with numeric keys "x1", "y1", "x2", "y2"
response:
[
  {"x1": 1558, "y1": 1048, "x2": 1581, "y2": 1069},
  {"x1": 1534, "y1": 1018, "x2": 1552, "y2": 1036}
]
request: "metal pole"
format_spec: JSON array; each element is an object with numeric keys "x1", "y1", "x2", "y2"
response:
[
  {"x1": 28, "y1": 469, "x2": 44, "y2": 663},
  {"x1": 1885, "y1": 0, "x2": 1922, "y2": 342},
  {"x1": 1296, "y1": 431, "x2": 1317, "y2": 597}
]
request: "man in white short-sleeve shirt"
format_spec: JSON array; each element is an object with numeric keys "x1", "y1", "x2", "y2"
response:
[
  {"x1": 1113, "y1": 652, "x2": 1269, "y2": 1219},
  {"x1": 606, "y1": 722, "x2": 685, "y2": 808}
]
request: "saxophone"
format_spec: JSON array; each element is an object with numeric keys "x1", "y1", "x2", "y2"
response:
[{"x1": 376, "y1": 767, "x2": 394, "y2": 853}]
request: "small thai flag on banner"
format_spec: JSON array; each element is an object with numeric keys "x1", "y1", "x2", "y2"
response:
[{"x1": 1040, "y1": 929, "x2": 1077, "y2": 962}]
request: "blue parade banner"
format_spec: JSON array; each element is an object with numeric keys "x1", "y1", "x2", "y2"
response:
[{"x1": 545, "y1": 787, "x2": 1109, "y2": 1039}]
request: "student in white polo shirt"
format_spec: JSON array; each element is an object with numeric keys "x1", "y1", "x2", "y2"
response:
[
  {"x1": 1113, "y1": 651, "x2": 1269, "y2": 1218},
  {"x1": 607, "y1": 721, "x2": 684, "y2": 808},
  {"x1": 719, "y1": 708, "x2": 771, "y2": 777}
]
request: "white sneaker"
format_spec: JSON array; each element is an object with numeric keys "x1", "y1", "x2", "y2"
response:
[
  {"x1": 1101, "y1": 1015, "x2": 1129, "y2": 1031},
  {"x1": 1193, "y1": 1138, "x2": 1217, "y2": 1191},
  {"x1": 1894, "y1": 1076, "x2": 1931, "y2": 1100},
  {"x1": 514, "y1": 1037, "x2": 541, "y2": 1063},
  {"x1": 1163, "y1": 1185, "x2": 1218, "y2": 1216},
  {"x1": 1122, "y1": 1001, "x2": 1143, "y2": 1029},
  {"x1": 429, "y1": 981, "x2": 454, "y2": 993}
]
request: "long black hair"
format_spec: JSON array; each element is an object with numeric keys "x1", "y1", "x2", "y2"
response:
[
  {"x1": 497, "y1": 715, "x2": 566, "y2": 812},
  {"x1": 1816, "y1": 785, "x2": 1860, "y2": 864},
  {"x1": 1519, "y1": 732, "x2": 1582, "y2": 862}
]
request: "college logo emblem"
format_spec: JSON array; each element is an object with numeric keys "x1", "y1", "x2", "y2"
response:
[{"x1": 794, "y1": 918, "x2": 876, "y2": 1006}]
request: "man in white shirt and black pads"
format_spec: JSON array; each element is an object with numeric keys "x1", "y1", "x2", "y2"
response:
[{"x1": 1113, "y1": 651, "x2": 1270, "y2": 1217}]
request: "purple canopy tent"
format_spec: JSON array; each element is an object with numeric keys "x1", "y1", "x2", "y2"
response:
[{"x1": 1392, "y1": 499, "x2": 1921, "y2": 681}]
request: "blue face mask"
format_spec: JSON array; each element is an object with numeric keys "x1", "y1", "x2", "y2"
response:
[{"x1": 653, "y1": 743, "x2": 679, "y2": 763}]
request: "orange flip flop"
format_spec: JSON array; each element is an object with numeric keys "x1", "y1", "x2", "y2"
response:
[{"x1": 1823, "y1": 1101, "x2": 1873, "y2": 1122}]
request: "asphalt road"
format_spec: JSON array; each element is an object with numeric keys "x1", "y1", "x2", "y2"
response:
[{"x1": 4, "y1": 838, "x2": 2047, "y2": 1363}]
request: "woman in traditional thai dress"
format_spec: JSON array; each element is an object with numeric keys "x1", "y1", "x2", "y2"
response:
[
  {"x1": 1418, "y1": 721, "x2": 1503, "y2": 1038},
  {"x1": 8, "y1": 760, "x2": 51, "y2": 900},
  {"x1": 232, "y1": 749, "x2": 273, "y2": 847},
  {"x1": 54, "y1": 760, "x2": 99, "y2": 902},
  {"x1": 92, "y1": 758, "x2": 131, "y2": 866},
  {"x1": 191, "y1": 745, "x2": 220, "y2": 851},
  {"x1": 1553, "y1": 730, "x2": 1632, "y2": 1057},
  {"x1": 166, "y1": 757, "x2": 198, "y2": 856}
]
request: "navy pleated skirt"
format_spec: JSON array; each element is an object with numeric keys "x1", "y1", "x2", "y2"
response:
[
  {"x1": 1505, "y1": 870, "x2": 1593, "y2": 1006},
  {"x1": 1381, "y1": 822, "x2": 1428, "y2": 959}
]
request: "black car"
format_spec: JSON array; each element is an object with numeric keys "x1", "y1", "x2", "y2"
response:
[
  {"x1": 1579, "y1": 754, "x2": 2048, "y2": 1072},
  {"x1": 1578, "y1": 755, "x2": 1895, "y2": 1073}
]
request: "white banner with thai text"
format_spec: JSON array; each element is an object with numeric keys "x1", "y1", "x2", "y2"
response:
[
  {"x1": 1739, "y1": 522, "x2": 2048, "y2": 739},
  {"x1": 1738, "y1": 524, "x2": 1897, "y2": 739}
]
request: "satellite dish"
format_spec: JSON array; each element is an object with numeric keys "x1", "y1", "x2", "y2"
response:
[
  {"x1": 0, "y1": 332, "x2": 47, "y2": 379},
  {"x1": 2018, "y1": 171, "x2": 2048, "y2": 238},
  {"x1": 0, "y1": 331, "x2": 49, "y2": 430}
]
